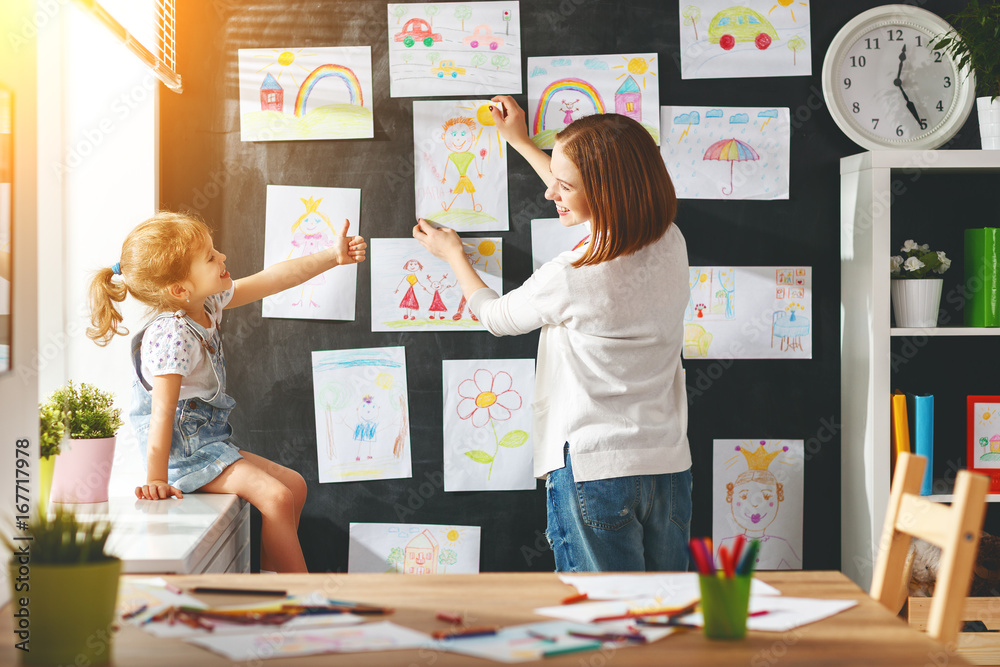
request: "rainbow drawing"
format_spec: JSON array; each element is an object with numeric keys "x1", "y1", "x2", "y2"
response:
[
  {"x1": 532, "y1": 78, "x2": 605, "y2": 135},
  {"x1": 294, "y1": 64, "x2": 364, "y2": 117}
]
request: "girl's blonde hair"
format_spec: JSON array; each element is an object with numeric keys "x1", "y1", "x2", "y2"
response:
[
  {"x1": 87, "y1": 212, "x2": 213, "y2": 346},
  {"x1": 554, "y1": 113, "x2": 677, "y2": 268}
]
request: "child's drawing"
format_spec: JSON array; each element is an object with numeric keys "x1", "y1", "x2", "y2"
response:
[
  {"x1": 530, "y1": 218, "x2": 591, "y2": 270},
  {"x1": 527, "y1": 53, "x2": 659, "y2": 149},
  {"x1": 712, "y1": 439, "x2": 804, "y2": 570},
  {"x1": 972, "y1": 401, "x2": 1000, "y2": 465},
  {"x1": 312, "y1": 347, "x2": 411, "y2": 483},
  {"x1": 679, "y1": 1, "x2": 811, "y2": 79},
  {"x1": 414, "y1": 100, "x2": 509, "y2": 231},
  {"x1": 443, "y1": 359, "x2": 536, "y2": 492},
  {"x1": 684, "y1": 266, "x2": 811, "y2": 359},
  {"x1": 372, "y1": 238, "x2": 502, "y2": 332},
  {"x1": 238, "y1": 46, "x2": 373, "y2": 141},
  {"x1": 388, "y1": 2, "x2": 521, "y2": 98},
  {"x1": 348, "y1": 523, "x2": 481, "y2": 574},
  {"x1": 660, "y1": 106, "x2": 789, "y2": 200},
  {"x1": 262, "y1": 185, "x2": 360, "y2": 321}
]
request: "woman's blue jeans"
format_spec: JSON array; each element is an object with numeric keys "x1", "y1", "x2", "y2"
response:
[{"x1": 545, "y1": 445, "x2": 692, "y2": 572}]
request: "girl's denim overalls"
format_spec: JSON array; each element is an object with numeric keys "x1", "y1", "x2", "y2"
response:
[{"x1": 128, "y1": 308, "x2": 243, "y2": 493}]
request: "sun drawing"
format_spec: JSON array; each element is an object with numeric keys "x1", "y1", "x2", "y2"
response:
[
  {"x1": 769, "y1": 0, "x2": 808, "y2": 22},
  {"x1": 980, "y1": 405, "x2": 999, "y2": 427},
  {"x1": 441, "y1": 527, "x2": 466, "y2": 545},
  {"x1": 463, "y1": 239, "x2": 502, "y2": 273},
  {"x1": 254, "y1": 48, "x2": 317, "y2": 87},
  {"x1": 613, "y1": 56, "x2": 656, "y2": 90},
  {"x1": 455, "y1": 103, "x2": 504, "y2": 158}
]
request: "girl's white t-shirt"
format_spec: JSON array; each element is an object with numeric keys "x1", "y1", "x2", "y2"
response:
[{"x1": 139, "y1": 285, "x2": 234, "y2": 401}]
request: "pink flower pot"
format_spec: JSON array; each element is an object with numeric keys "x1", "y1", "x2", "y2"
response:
[{"x1": 49, "y1": 436, "x2": 116, "y2": 503}]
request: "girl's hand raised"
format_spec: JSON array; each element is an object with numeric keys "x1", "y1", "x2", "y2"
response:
[
  {"x1": 332, "y1": 219, "x2": 367, "y2": 266},
  {"x1": 136, "y1": 479, "x2": 183, "y2": 500}
]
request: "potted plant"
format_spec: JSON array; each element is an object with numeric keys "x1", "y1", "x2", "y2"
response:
[
  {"x1": 42, "y1": 381, "x2": 122, "y2": 504},
  {"x1": 37, "y1": 402, "x2": 65, "y2": 513},
  {"x1": 890, "y1": 240, "x2": 952, "y2": 327},
  {"x1": 933, "y1": 0, "x2": 1000, "y2": 148},
  {"x1": 4, "y1": 506, "x2": 119, "y2": 665}
]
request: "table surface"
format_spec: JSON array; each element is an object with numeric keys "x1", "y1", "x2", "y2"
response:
[{"x1": 0, "y1": 570, "x2": 970, "y2": 666}]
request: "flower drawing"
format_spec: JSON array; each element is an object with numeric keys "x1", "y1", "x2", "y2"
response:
[{"x1": 456, "y1": 369, "x2": 527, "y2": 480}]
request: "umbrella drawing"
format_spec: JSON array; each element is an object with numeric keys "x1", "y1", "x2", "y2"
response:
[{"x1": 703, "y1": 138, "x2": 760, "y2": 195}]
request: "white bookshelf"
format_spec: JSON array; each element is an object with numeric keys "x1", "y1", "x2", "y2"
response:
[{"x1": 840, "y1": 150, "x2": 1000, "y2": 591}]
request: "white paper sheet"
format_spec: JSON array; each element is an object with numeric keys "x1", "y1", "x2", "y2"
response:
[
  {"x1": 529, "y1": 218, "x2": 590, "y2": 270},
  {"x1": 679, "y1": 1, "x2": 812, "y2": 80},
  {"x1": 388, "y1": 1, "x2": 521, "y2": 98},
  {"x1": 527, "y1": 53, "x2": 659, "y2": 148},
  {"x1": 442, "y1": 359, "x2": 536, "y2": 492},
  {"x1": 677, "y1": 596, "x2": 858, "y2": 632},
  {"x1": 186, "y1": 620, "x2": 432, "y2": 660},
  {"x1": 311, "y1": 347, "x2": 412, "y2": 483},
  {"x1": 348, "y1": 523, "x2": 481, "y2": 574},
  {"x1": 414, "y1": 100, "x2": 509, "y2": 231},
  {"x1": 713, "y1": 440, "x2": 804, "y2": 570},
  {"x1": 660, "y1": 106, "x2": 790, "y2": 200},
  {"x1": 238, "y1": 46, "x2": 374, "y2": 141},
  {"x1": 262, "y1": 185, "x2": 360, "y2": 320},
  {"x1": 684, "y1": 266, "x2": 812, "y2": 359},
  {"x1": 557, "y1": 573, "x2": 781, "y2": 601},
  {"x1": 370, "y1": 238, "x2": 502, "y2": 332}
]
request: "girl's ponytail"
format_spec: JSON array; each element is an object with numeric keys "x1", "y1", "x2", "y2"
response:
[{"x1": 87, "y1": 267, "x2": 129, "y2": 346}]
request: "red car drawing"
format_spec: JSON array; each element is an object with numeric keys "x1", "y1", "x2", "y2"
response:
[{"x1": 394, "y1": 18, "x2": 442, "y2": 48}]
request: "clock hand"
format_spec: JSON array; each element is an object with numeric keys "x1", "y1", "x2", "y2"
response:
[
  {"x1": 894, "y1": 44, "x2": 906, "y2": 86},
  {"x1": 895, "y1": 84, "x2": 927, "y2": 129}
]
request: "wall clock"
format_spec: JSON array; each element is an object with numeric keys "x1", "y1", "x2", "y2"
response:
[{"x1": 821, "y1": 5, "x2": 976, "y2": 151}]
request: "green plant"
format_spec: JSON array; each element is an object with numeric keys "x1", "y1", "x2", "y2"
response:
[
  {"x1": 890, "y1": 240, "x2": 952, "y2": 279},
  {"x1": 41, "y1": 381, "x2": 122, "y2": 442},
  {"x1": 933, "y1": 0, "x2": 1000, "y2": 99},
  {"x1": 38, "y1": 402, "x2": 65, "y2": 459},
  {"x1": 2, "y1": 505, "x2": 114, "y2": 565}
]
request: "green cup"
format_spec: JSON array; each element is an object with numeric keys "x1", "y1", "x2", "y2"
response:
[{"x1": 698, "y1": 573, "x2": 752, "y2": 640}]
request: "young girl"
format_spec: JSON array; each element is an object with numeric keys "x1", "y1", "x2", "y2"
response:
[
  {"x1": 88, "y1": 211, "x2": 366, "y2": 573},
  {"x1": 414, "y1": 97, "x2": 692, "y2": 572}
]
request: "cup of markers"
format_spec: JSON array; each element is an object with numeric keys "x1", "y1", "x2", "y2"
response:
[{"x1": 690, "y1": 535, "x2": 760, "y2": 640}]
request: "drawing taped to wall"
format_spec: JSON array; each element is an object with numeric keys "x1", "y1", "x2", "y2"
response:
[
  {"x1": 712, "y1": 439, "x2": 803, "y2": 570},
  {"x1": 238, "y1": 46, "x2": 373, "y2": 141},
  {"x1": 679, "y1": 1, "x2": 811, "y2": 79},
  {"x1": 262, "y1": 185, "x2": 360, "y2": 321},
  {"x1": 684, "y1": 266, "x2": 811, "y2": 359},
  {"x1": 661, "y1": 106, "x2": 789, "y2": 200},
  {"x1": 414, "y1": 100, "x2": 509, "y2": 231},
  {"x1": 348, "y1": 523, "x2": 481, "y2": 574},
  {"x1": 443, "y1": 359, "x2": 535, "y2": 492},
  {"x1": 529, "y1": 218, "x2": 591, "y2": 270},
  {"x1": 312, "y1": 347, "x2": 411, "y2": 483},
  {"x1": 371, "y1": 238, "x2": 502, "y2": 332},
  {"x1": 388, "y1": 2, "x2": 521, "y2": 98},
  {"x1": 527, "y1": 53, "x2": 660, "y2": 148}
]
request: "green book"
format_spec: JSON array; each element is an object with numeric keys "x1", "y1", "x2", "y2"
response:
[{"x1": 964, "y1": 228, "x2": 1000, "y2": 327}]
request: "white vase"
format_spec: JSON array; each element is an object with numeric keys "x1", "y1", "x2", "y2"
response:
[
  {"x1": 978, "y1": 97, "x2": 1000, "y2": 149},
  {"x1": 891, "y1": 279, "x2": 943, "y2": 328}
]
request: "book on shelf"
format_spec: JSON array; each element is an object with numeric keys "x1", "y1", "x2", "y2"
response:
[
  {"x1": 890, "y1": 391, "x2": 910, "y2": 472},
  {"x1": 907, "y1": 393, "x2": 934, "y2": 496}
]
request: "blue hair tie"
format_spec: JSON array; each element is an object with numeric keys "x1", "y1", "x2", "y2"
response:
[{"x1": 111, "y1": 262, "x2": 121, "y2": 275}]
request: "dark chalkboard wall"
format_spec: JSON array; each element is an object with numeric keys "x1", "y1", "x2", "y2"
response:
[{"x1": 159, "y1": 0, "x2": 983, "y2": 572}]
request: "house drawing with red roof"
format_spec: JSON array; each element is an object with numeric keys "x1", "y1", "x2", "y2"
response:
[
  {"x1": 260, "y1": 73, "x2": 283, "y2": 112},
  {"x1": 403, "y1": 529, "x2": 439, "y2": 574}
]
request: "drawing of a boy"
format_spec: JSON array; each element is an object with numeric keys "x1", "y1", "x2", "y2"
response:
[{"x1": 440, "y1": 116, "x2": 483, "y2": 213}]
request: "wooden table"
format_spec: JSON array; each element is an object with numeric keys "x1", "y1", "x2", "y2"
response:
[{"x1": 0, "y1": 570, "x2": 971, "y2": 665}]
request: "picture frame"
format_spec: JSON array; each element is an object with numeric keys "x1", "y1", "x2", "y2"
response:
[{"x1": 967, "y1": 395, "x2": 1000, "y2": 493}]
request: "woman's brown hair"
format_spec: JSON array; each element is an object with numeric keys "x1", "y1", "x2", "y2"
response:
[{"x1": 555, "y1": 113, "x2": 677, "y2": 267}]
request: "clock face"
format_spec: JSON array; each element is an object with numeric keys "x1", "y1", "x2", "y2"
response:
[{"x1": 822, "y1": 7, "x2": 976, "y2": 150}]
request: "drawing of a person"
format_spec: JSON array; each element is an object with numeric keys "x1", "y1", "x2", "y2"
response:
[
  {"x1": 395, "y1": 259, "x2": 427, "y2": 320},
  {"x1": 719, "y1": 442, "x2": 801, "y2": 570},
  {"x1": 287, "y1": 196, "x2": 340, "y2": 308},
  {"x1": 440, "y1": 116, "x2": 483, "y2": 213},
  {"x1": 560, "y1": 98, "x2": 579, "y2": 125},
  {"x1": 354, "y1": 394, "x2": 380, "y2": 461},
  {"x1": 425, "y1": 274, "x2": 456, "y2": 319}
]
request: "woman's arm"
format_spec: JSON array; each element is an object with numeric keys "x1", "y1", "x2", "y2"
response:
[
  {"x1": 228, "y1": 220, "x2": 366, "y2": 308},
  {"x1": 137, "y1": 373, "x2": 184, "y2": 500},
  {"x1": 412, "y1": 219, "x2": 485, "y2": 300},
  {"x1": 490, "y1": 95, "x2": 554, "y2": 188}
]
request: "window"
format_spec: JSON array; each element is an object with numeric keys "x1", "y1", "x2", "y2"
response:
[{"x1": 717, "y1": 17, "x2": 731, "y2": 26}]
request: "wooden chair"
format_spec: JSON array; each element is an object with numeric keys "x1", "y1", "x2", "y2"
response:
[{"x1": 870, "y1": 452, "x2": 989, "y2": 646}]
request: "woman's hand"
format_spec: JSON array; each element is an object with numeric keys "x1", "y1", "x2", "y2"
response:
[
  {"x1": 413, "y1": 219, "x2": 464, "y2": 263},
  {"x1": 136, "y1": 479, "x2": 183, "y2": 500},
  {"x1": 490, "y1": 95, "x2": 531, "y2": 148},
  {"x1": 331, "y1": 220, "x2": 367, "y2": 266}
]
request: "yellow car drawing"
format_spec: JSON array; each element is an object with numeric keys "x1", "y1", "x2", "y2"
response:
[
  {"x1": 432, "y1": 60, "x2": 467, "y2": 78},
  {"x1": 708, "y1": 6, "x2": 779, "y2": 50}
]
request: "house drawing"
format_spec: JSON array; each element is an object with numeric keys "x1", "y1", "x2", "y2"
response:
[
  {"x1": 991, "y1": 434, "x2": 1000, "y2": 454},
  {"x1": 260, "y1": 73, "x2": 283, "y2": 112},
  {"x1": 403, "y1": 529, "x2": 439, "y2": 574},
  {"x1": 614, "y1": 76, "x2": 641, "y2": 123}
]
